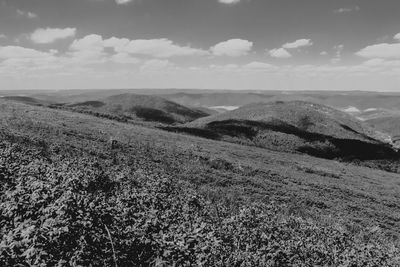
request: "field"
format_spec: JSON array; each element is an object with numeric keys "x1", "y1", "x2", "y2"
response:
[{"x1": 1, "y1": 98, "x2": 400, "y2": 266}]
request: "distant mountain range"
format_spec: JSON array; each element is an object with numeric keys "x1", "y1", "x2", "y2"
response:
[{"x1": 2, "y1": 89, "x2": 400, "y2": 159}]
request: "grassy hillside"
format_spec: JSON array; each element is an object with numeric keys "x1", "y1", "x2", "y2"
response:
[
  {"x1": 158, "y1": 91, "x2": 400, "y2": 112},
  {"x1": 166, "y1": 101, "x2": 397, "y2": 161},
  {"x1": 1, "y1": 99, "x2": 400, "y2": 266},
  {"x1": 367, "y1": 116, "x2": 400, "y2": 138},
  {"x1": 0, "y1": 96, "x2": 51, "y2": 106},
  {"x1": 189, "y1": 101, "x2": 378, "y2": 140},
  {"x1": 66, "y1": 93, "x2": 210, "y2": 124}
]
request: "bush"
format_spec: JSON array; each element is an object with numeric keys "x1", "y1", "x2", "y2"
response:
[{"x1": 1, "y1": 140, "x2": 399, "y2": 266}]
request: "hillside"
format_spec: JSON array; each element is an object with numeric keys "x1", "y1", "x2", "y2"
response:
[
  {"x1": 166, "y1": 101, "x2": 397, "y2": 160},
  {"x1": 0, "y1": 96, "x2": 51, "y2": 106},
  {"x1": 367, "y1": 116, "x2": 400, "y2": 138},
  {"x1": 158, "y1": 91, "x2": 400, "y2": 112},
  {"x1": 66, "y1": 93, "x2": 210, "y2": 124},
  {"x1": 1, "y1": 99, "x2": 400, "y2": 265}
]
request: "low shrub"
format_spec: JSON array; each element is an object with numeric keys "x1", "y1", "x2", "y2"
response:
[{"x1": 1, "y1": 140, "x2": 399, "y2": 266}]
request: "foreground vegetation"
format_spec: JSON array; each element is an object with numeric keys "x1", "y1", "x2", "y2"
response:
[
  {"x1": 1, "y1": 136, "x2": 399, "y2": 266},
  {"x1": 1, "y1": 100, "x2": 400, "y2": 266}
]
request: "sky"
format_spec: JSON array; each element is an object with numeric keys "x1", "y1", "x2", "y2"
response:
[{"x1": 0, "y1": 0, "x2": 400, "y2": 91}]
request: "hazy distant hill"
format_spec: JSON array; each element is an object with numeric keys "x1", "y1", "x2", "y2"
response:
[
  {"x1": 159, "y1": 91, "x2": 400, "y2": 112},
  {"x1": 190, "y1": 101, "x2": 377, "y2": 141},
  {"x1": 167, "y1": 101, "x2": 396, "y2": 160},
  {"x1": 0, "y1": 96, "x2": 51, "y2": 106},
  {"x1": 67, "y1": 93, "x2": 210, "y2": 124},
  {"x1": 353, "y1": 109, "x2": 400, "y2": 138},
  {"x1": 367, "y1": 116, "x2": 400, "y2": 137},
  {"x1": 5, "y1": 89, "x2": 400, "y2": 114}
]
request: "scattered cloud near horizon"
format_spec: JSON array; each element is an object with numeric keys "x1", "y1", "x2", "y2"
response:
[
  {"x1": 283, "y1": 39, "x2": 313, "y2": 49},
  {"x1": 16, "y1": 9, "x2": 38, "y2": 19},
  {"x1": 333, "y1": 6, "x2": 360, "y2": 14},
  {"x1": 269, "y1": 48, "x2": 292, "y2": 59},
  {"x1": 210, "y1": 39, "x2": 253, "y2": 57},
  {"x1": 218, "y1": 0, "x2": 241, "y2": 4},
  {"x1": 31, "y1": 28, "x2": 76, "y2": 44}
]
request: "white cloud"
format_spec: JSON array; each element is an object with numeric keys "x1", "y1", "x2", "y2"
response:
[
  {"x1": 140, "y1": 59, "x2": 174, "y2": 71},
  {"x1": 0, "y1": 46, "x2": 53, "y2": 59},
  {"x1": 115, "y1": 0, "x2": 133, "y2": 4},
  {"x1": 0, "y1": 46, "x2": 60, "y2": 75},
  {"x1": 333, "y1": 6, "x2": 360, "y2": 14},
  {"x1": 118, "y1": 38, "x2": 208, "y2": 58},
  {"x1": 209, "y1": 64, "x2": 240, "y2": 72},
  {"x1": 218, "y1": 0, "x2": 241, "y2": 4},
  {"x1": 103, "y1": 37, "x2": 130, "y2": 50},
  {"x1": 0, "y1": 34, "x2": 6, "y2": 39},
  {"x1": 70, "y1": 34, "x2": 104, "y2": 51},
  {"x1": 111, "y1": 53, "x2": 140, "y2": 64},
  {"x1": 31, "y1": 28, "x2": 76, "y2": 44},
  {"x1": 70, "y1": 35, "x2": 207, "y2": 58},
  {"x1": 269, "y1": 48, "x2": 292, "y2": 58},
  {"x1": 320, "y1": 51, "x2": 328, "y2": 56},
  {"x1": 16, "y1": 9, "x2": 37, "y2": 19},
  {"x1": 356, "y1": 43, "x2": 400, "y2": 59},
  {"x1": 68, "y1": 34, "x2": 108, "y2": 63},
  {"x1": 282, "y1": 39, "x2": 313, "y2": 49},
  {"x1": 394, "y1": 33, "x2": 400, "y2": 41},
  {"x1": 243, "y1": 62, "x2": 276, "y2": 72},
  {"x1": 211, "y1": 39, "x2": 253, "y2": 57},
  {"x1": 331, "y1": 44, "x2": 344, "y2": 63}
]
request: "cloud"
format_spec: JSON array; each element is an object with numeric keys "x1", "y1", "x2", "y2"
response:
[
  {"x1": 362, "y1": 58, "x2": 400, "y2": 68},
  {"x1": 209, "y1": 64, "x2": 240, "y2": 72},
  {"x1": 394, "y1": 33, "x2": 400, "y2": 41},
  {"x1": 243, "y1": 62, "x2": 276, "y2": 72},
  {"x1": 70, "y1": 35, "x2": 207, "y2": 58},
  {"x1": 115, "y1": 0, "x2": 133, "y2": 5},
  {"x1": 0, "y1": 46, "x2": 53, "y2": 59},
  {"x1": 218, "y1": 0, "x2": 241, "y2": 4},
  {"x1": 268, "y1": 39, "x2": 312, "y2": 59},
  {"x1": 111, "y1": 53, "x2": 140, "y2": 64},
  {"x1": 269, "y1": 48, "x2": 292, "y2": 58},
  {"x1": 0, "y1": 34, "x2": 6, "y2": 39},
  {"x1": 331, "y1": 44, "x2": 344, "y2": 63},
  {"x1": 211, "y1": 39, "x2": 253, "y2": 57},
  {"x1": 0, "y1": 45, "x2": 60, "y2": 75},
  {"x1": 31, "y1": 28, "x2": 76, "y2": 44},
  {"x1": 282, "y1": 39, "x2": 313, "y2": 49},
  {"x1": 70, "y1": 34, "x2": 104, "y2": 51},
  {"x1": 69, "y1": 34, "x2": 106, "y2": 63},
  {"x1": 140, "y1": 59, "x2": 174, "y2": 71},
  {"x1": 16, "y1": 9, "x2": 37, "y2": 18},
  {"x1": 356, "y1": 43, "x2": 400, "y2": 59},
  {"x1": 118, "y1": 38, "x2": 208, "y2": 58},
  {"x1": 333, "y1": 6, "x2": 360, "y2": 14}
]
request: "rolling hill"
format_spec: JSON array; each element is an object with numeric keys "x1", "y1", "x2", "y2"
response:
[
  {"x1": 1, "y1": 98, "x2": 400, "y2": 265},
  {"x1": 66, "y1": 93, "x2": 211, "y2": 124},
  {"x1": 367, "y1": 116, "x2": 400, "y2": 138},
  {"x1": 0, "y1": 96, "x2": 51, "y2": 106},
  {"x1": 167, "y1": 101, "x2": 397, "y2": 160}
]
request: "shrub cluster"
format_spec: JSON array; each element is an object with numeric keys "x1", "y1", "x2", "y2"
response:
[{"x1": 1, "y1": 140, "x2": 399, "y2": 266}]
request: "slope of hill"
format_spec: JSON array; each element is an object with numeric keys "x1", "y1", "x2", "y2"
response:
[
  {"x1": 1, "y1": 99, "x2": 400, "y2": 265},
  {"x1": 158, "y1": 91, "x2": 400, "y2": 112},
  {"x1": 367, "y1": 116, "x2": 400, "y2": 137},
  {"x1": 169, "y1": 101, "x2": 397, "y2": 160},
  {"x1": 67, "y1": 93, "x2": 211, "y2": 124},
  {"x1": 0, "y1": 96, "x2": 51, "y2": 106}
]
